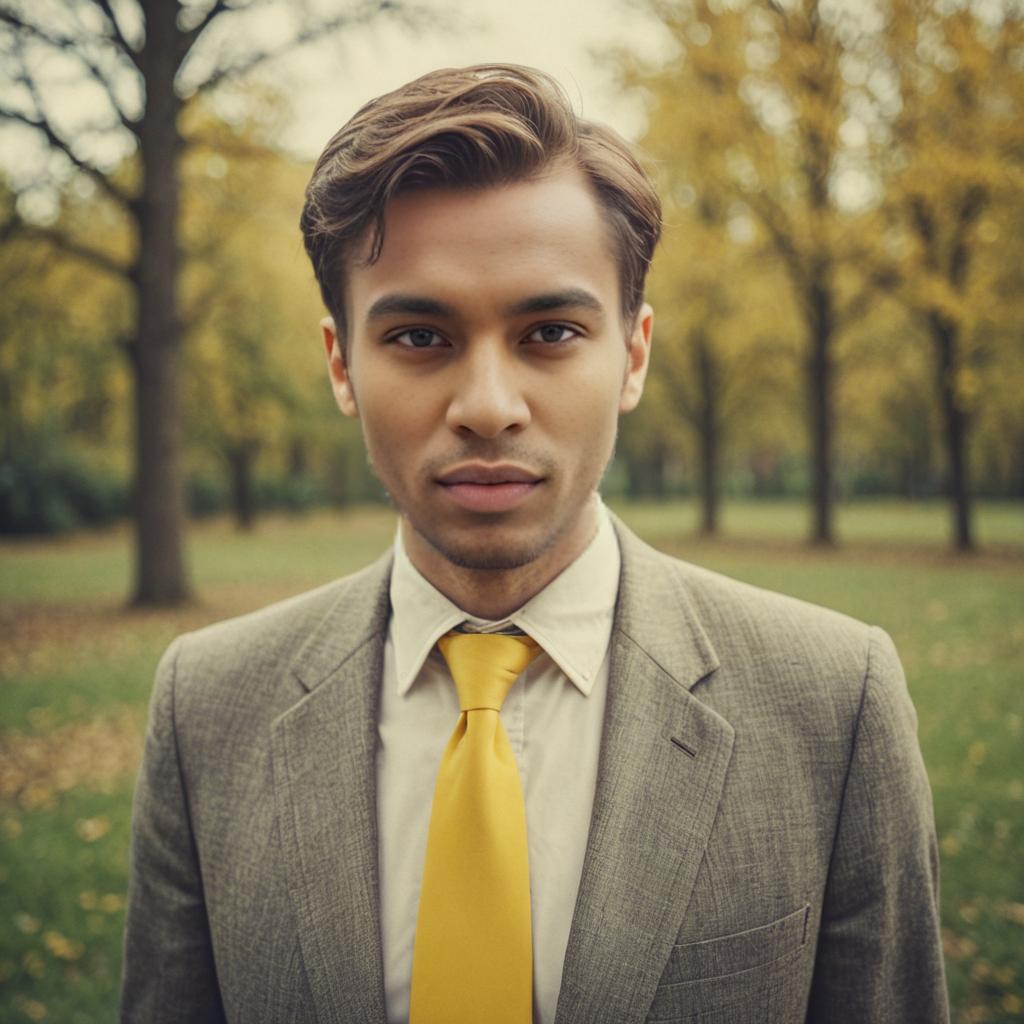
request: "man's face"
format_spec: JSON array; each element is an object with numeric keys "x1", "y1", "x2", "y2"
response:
[{"x1": 322, "y1": 164, "x2": 652, "y2": 577}]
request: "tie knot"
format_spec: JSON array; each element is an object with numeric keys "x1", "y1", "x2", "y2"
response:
[{"x1": 437, "y1": 632, "x2": 541, "y2": 712}]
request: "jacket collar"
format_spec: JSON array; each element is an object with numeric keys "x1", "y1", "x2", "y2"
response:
[
  {"x1": 289, "y1": 547, "x2": 394, "y2": 694},
  {"x1": 609, "y1": 512, "x2": 720, "y2": 690}
]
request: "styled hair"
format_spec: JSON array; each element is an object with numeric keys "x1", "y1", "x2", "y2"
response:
[{"x1": 300, "y1": 63, "x2": 662, "y2": 341}]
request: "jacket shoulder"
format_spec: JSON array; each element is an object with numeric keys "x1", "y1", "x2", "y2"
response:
[
  {"x1": 614, "y1": 522, "x2": 902, "y2": 724},
  {"x1": 618, "y1": 523, "x2": 873, "y2": 655},
  {"x1": 155, "y1": 550, "x2": 393, "y2": 711},
  {"x1": 673, "y1": 555, "x2": 872, "y2": 660}
]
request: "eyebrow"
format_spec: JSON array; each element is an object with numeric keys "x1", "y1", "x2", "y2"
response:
[
  {"x1": 363, "y1": 287, "x2": 606, "y2": 327},
  {"x1": 503, "y1": 288, "x2": 606, "y2": 318},
  {"x1": 364, "y1": 294, "x2": 457, "y2": 325}
]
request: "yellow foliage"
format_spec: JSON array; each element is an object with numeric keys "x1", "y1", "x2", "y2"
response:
[
  {"x1": 610, "y1": 0, "x2": 1024, "y2": 495},
  {"x1": 178, "y1": 96, "x2": 328, "y2": 473}
]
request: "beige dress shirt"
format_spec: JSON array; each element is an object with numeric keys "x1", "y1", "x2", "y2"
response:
[{"x1": 377, "y1": 497, "x2": 621, "y2": 1024}]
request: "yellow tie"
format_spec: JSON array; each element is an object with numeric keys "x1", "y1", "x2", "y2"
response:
[{"x1": 409, "y1": 631, "x2": 542, "y2": 1024}]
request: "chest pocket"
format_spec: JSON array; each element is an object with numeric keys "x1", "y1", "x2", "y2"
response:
[{"x1": 645, "y1": 904, "x2": 811, "y2": 1023}]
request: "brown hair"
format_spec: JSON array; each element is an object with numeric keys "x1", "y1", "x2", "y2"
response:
[{"x1": 300, "y1": 63, "x2": 662, "y2": 341}]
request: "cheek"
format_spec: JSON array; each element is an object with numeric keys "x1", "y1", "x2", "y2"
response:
[
  {"x1": 357, "y1": 370, "x2": 436, "y2": 441},
  {"x1": 547, "y1": 362, "x2": 625, "y2": 438}
]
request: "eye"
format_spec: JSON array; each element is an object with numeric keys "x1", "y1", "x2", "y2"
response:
[
  {"x1": 526, "y1": 323, "x2": 580, "y2": 345},
  {"x1": 389, "y1": 328, "x2": 447, "y2": 349}
]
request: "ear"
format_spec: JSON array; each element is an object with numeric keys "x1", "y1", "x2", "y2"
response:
[
  {"x1": 619, "y1": 303, "x2": 653, "y2": 413},
  {"x1": 321, "y1": 316, "x2": 358, "y2": 418}
]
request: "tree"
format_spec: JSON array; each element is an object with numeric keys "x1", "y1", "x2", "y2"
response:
[
  {"x1": 621, "y1": 0, "x2": 897, "y2": 544},
  {"x1": 0, "y1": 183, "x2": 133, "y2": 532},
  {"x1": 620, "y1": 43, "x2": 799, "y2": 533},
  {"x1": 180, "y1": 100, "x2": 326, "y2": 530},
  {"x1": 874, "y1": 0, "x2": 1024, "y2": 549},
  {"x1": 642, "y1": 195, "x2": 797, "y2": 533},
  {"x1": 0, "y1": 0, "x2": 417, "y2": 603}
]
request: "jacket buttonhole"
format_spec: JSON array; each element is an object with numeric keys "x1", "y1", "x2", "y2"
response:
[{"x1": 670, "y1": 736, "x2": 697, "y2": 758}]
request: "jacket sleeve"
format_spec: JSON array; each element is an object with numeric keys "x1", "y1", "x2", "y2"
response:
[
  {"x1": 806, "y1": 627, "x2": 949, "y2": 1023},
  {"x1": 120, "y1": 637, "x2": 227, "y2": 1024}
]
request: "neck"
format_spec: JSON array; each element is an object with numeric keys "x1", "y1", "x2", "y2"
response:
[{"x1": 402, "y1": 498, "x2": 600, "y2": 620}]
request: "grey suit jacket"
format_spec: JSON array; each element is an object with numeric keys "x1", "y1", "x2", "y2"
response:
[{"x1": 121, "y1": 519, "x2": 949, "y2": 1023}]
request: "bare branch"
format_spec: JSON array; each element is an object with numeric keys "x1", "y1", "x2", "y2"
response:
[
  {"x1": 657, "y1": 336, "x2": 698, "y2": 424},
  {"x1": 745, "y1": 190, "x2": 807, "y2": 292},
  {"x1": 1, "y1": 217, "x2": 129, "y2": 280},
  {"x1": 186, "y1": 0, "x2": 402, "y2": 94},
  {"x1": 2, "y1": 32, "x2": 133, "y2": 208},
  {"x1": 0, "y1": 8, "x2": 139, "y2": 134},
  {"x1": 181, "y1": 0, "x2": 232, "y2": 50},
  {"x1": 948, "y1": 184, "x2": 987, "y2": 291},
  {"x1": 0, "y1": 106, "x2": 131, "y2": 208},
  {"x1": 180, "y1": 276, "x2": 224, "y2": 335},
  {"x1": 908, "y1": 195, "x2": 938, "y2": 271},
  {"x1": 84, "y1": 0, "x2": 142, "y2": 69},
  {"x1": 837, "y1": 266, "x2": 901, "y2": 330}
]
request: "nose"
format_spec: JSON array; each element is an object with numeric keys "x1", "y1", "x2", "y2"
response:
[{"x1": 445, "y1": 341, "x2": 531, "y2": 439}]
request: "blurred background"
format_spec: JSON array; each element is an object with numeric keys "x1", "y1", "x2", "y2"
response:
[{"x1": 0, "y1": 0, "x2": 1021, "y2": 1021}]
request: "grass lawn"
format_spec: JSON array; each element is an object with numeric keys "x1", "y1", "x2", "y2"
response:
[{"x1": 1, "y1": 498, "x2": 1022, "y2": 1022}]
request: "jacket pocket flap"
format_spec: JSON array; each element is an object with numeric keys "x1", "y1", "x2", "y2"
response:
[{"x1": 662, "y1": 903, "x2": 810, "y2": 984}]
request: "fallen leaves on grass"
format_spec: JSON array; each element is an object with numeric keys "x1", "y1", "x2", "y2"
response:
[
  {"x1": 42, "y1": 931, "x2": 83, "y2": 962},
  {"x1": 74, "y1": 816, "x2": 110, "y2": 842},
  {"x1": 0, "y1": 603, "x2": 155, "y2": 681},
  {"x1": 996, "y1": 902, "x2": 1024, "y2": 926},
  {"x1": 943, "y1": 927, "x2": 979, "y2": 959},
  {"x1": 14, "y1": 912, "x2": 40, "y2": 934},
  {"x1": 14, "y1": 995, "x2": 46, "y2": 1021},
  {"x1": 0, "y1": 707, "x2": 143, "y2": 808},
  {"x1": 21, "y1": 950, "x2": 44, "y2": 978},
  {"x1": 960, "y1": 903, "x2": 981, "y2": 924},
  {"x1": 76, "y1": 891, "x2": 124, "y2": 914},
  {"x1": 0, "y1": 595, "x2": 287, "y2": 683}
]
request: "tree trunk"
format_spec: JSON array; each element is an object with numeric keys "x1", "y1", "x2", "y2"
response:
[
  {"x1": 694, "y1": 332, "x2": 720, "y2": 535},
  {"x1": 624, "y1": 447, "x2": 666, "y2": 499},
  {"x1": 131, "y1": 0, "x2": 191, "y2": 604},
  {"x1": 649, "y1": 441, "x2": 667, "y2": 500},
  {"x1": 929, "y1": 311, "x2": 974, "y2": 551},
  {"x1": 807, "y1": 278, "x2": 835, "y2": 545},
  {"x1": 227, "y1": 443, "x2": 257, "y2": 531},
  {"x1": 287, "y1": 438, "x2": 307, "y2": 479}
]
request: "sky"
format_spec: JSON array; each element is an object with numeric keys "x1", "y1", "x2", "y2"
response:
[
  {"x1": 198, "y1": 0, "x2": 674, "y2": 158},
  {"x1": 1, "y1": 0, "x2": 675, "y2": 217}
]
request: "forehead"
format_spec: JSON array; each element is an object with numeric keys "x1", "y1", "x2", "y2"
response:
[{"x1": 348, "y1": 166, "x2": 620, "y2": 320}]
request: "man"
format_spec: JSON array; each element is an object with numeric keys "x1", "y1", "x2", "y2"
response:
[{"x1": 121, "y1": 64, "x2": 948, "y2": 1023}]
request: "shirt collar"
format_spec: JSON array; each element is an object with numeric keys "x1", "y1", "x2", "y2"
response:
[{"x1": 388, "y1": 498, "x2": 621, "y2": 697}]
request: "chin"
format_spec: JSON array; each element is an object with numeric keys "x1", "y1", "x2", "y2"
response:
[
  {"x1": 417, "y1": 519, "x2": 559, "y2": 573},
  {"x1": 430, "y1": 532, "x2": 551, "y2": 572}
]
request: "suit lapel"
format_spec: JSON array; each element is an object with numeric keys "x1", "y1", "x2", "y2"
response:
[
  {"x1": 271, "y1": 552, "x2": 393, "y2": 1024},
  {"x1": 554, "y1": 521, "x2": 735, "y2": 1024}
]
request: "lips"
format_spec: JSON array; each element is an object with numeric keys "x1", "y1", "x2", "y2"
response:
[
  {"x1": 436, "y1": 463, "x2": 543, "y2": 513},
  {"x1": 437, "y1": 463, "x2": 542, "y2": 486}
]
